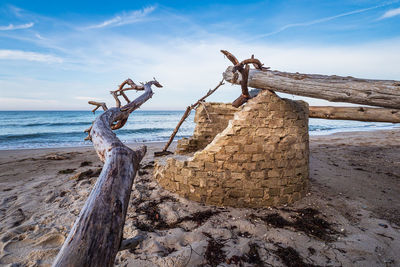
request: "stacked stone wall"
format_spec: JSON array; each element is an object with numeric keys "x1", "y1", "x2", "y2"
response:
[
  {"x1": 154, "y1": 90, "x2": 309, "y2": 208},
  {"x1": 176, "y1": 103, "x2": 238, "y2": 154}
]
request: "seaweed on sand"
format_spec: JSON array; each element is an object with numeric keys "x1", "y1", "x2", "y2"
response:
[
  {"x1": 175, "y1": 210, "x2": 220, "y2": 226},
  {"x1": 203, "y1": 235, "x2": 226, "y2": 266},
  {"x1": 275, "y1": 245, "x2": 319, "y2": 267},
  {"x1": 251, "y1": 213, "x2": 291, "y2": 228},
  {"x1": 226, "y1": 243, "x2": 265, "y2": 266},
  {"x1": 133, "y1": 196, "x2": 177, "y2": 231},
  {"x1": 251, "y1": 208, "x2": 338, "y2": 242},
  {"x1": 58, "y1": 168, "x2": 75, "y2": 174},
  {"x1": 291, "y1": 208, "x2": 337, "y2": 242}
]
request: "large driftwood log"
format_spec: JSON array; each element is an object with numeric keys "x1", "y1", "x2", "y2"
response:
[
  {"x1": 53, "y1": 79, "x2": 162, "y2": 267},
  {"x1": 223, "y1": 66, "x2": 400, "y2": 109},
  {"x1": 309, "y1": 106, "x2": 400, "y2": 123}
]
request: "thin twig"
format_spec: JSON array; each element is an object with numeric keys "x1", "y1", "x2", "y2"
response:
[
  {"x1": 156, "y1": 78, "x2": 225, "y2": 155},
  {"x1": 88, "y1": 101, "x2": 108, "y2": 113}
]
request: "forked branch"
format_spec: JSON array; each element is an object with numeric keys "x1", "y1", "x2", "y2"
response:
[
  {"x1": 54, "y1": 77, "x2": 161, "y2": 267},
  {"x1": 221, "y1": 50, "x2": 267, "y2": 107},
  {"x1": 88, "y1": 101, "x2": 108, "y2": 113}
]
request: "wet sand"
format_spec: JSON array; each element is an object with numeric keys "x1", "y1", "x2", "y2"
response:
[{"x1": 0, "y1": 130, "x2": 399, "y2": 266}]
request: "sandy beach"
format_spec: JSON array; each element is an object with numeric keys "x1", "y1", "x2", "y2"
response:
[{"x1": 0, "y1": 129, "x2": 399, "y2": 266}]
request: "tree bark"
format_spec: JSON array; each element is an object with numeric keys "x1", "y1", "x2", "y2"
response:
[
  {"x1": 223, "y1": 66, "x2": 400, "y2": 109},
  {"x1": 53, "y1": 80, "x2": 161, "y2": 267},
  {"x1": 309, "y1": 106, "x2": 400, "y2": 123}
]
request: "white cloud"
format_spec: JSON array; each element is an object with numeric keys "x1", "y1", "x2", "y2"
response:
[
  {"x1": 380, "y1": 7, "x2": 400, "y2": 19},
  {"x1": 255, "y1": 2, "x2": 395, "y2": 39},
  {"x1": 0, "y1": 97, "x2": 60, "y2": 110},
  {"x1": 58, "y1": 36, "x2": 400, "y2": 109},
  {"x1": 75, "y1": 96, "x2": 103, "y2": 101},
  {"x1": 0, "y1": 49, "x2": 63, "y2": 63},
  {"x1": 0, "y1": 22, "x2": 34, "y2": 31},
  {"x1": 1, "y1": 5, "x2": 400, "y2": 110},
  {"x1": 85, "y1": 6, "x2": 156, "y2": 29}
]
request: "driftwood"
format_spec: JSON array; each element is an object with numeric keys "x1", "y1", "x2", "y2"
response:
[
  {"x1": 222, "y1": 52, "x2": 400, "y2": 109},
  {"x1": 221, "y1": 50, "x2": 265, "y2": 107},
  {"x1": 155, "y1": 79, "x2": 225, "y2": 156},
  {"x1": 53, "y1": 78, "x2": 162, "y2": 267},
  {"x1": 309, "y1": 106, "x2": 400, "y2": 123},
  {"x1": 119, "y1": 235, "x2": 146, "y2": 251}
]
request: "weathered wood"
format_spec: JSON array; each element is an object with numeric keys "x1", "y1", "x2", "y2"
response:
[
  {"x1": 309, "y1": 106, "x2": 400, "y2": 123},
  {"x1": 156, "y1": 79, "x2": 225, "y2": 155},
  {"x1": 53, "y1": 80, "x2": 161, "y2": 267},
  {"x1": 157, "y1": 105, "x2": 191, "y2": 155},
  {"x1": 119, "y1": 235, "x2": 145, "y2": 251},
  {"x1": 223, "y1": 66, "x2": 400, "y2": 109}
]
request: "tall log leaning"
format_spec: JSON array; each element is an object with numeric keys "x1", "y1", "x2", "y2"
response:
[
  {"x1": 53, "y1": 79, "x2": 162, "y2": 267},
  {"x1": 223, "y1": 66, "x2": 400, "y2": 109},
  {"x1": 309, "y1": 106, "x2": 400, "y2": 123}
]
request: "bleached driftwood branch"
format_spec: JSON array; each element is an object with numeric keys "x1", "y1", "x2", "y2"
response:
[
  {"x1": 53, "y1": 78, "x2": 162, "y2": 267},
  {"x1": 222, "y1": 50, "x2": 400, "y2": 109},
  {"x1": 309, "y1": 106, "x2": 400, "y2": 123}
]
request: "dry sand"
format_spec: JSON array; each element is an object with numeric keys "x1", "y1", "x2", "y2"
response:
[{"x1": 0, "y1": 130, "x2": 399, "y2": 266}]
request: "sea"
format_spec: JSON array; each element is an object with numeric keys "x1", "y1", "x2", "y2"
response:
[{"x1": 0, "y1": 111, "x2": 398, "y2": 150}]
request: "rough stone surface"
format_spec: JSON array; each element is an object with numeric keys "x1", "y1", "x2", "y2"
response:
[
  {"x1": 154, "y1": 90, "x2": 309, "y2": 208},
  {"x1": 176, "y1": 103, "x2": 239, "y2": 154}
]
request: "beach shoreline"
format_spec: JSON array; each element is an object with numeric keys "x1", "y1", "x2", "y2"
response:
[
  {"x1": 1, "y1": 125, "x2": 399, "y2": 152},
  {"x1": 1, "y1": 129, "x2": 399, "y2": 266}
]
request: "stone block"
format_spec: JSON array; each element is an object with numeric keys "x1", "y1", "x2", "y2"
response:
[
  {"x1": 250, "y1": 171, "x2": 265, "y2": 179},
  {"x1": 249, "y1": 189, "x2": 264, "y2": 198},
  {"x1": 232, "y1": 153, "x2": 252, "y2": 162},
  {"x1": 224, "y1": 162, "x2": 242, "y2": 172},
  {"x1": 210, "y1": 188, "x2": 224, "y2": 196},
  {"x1": 241, "y1": 162, "x2": 257, "y2": 170},
  {"x1": 204, "y1": 161, "x2": 218, "y2": 170},
  {"x1": 244, "y1": 144, "x2": 258, "y2": 153},
  {"x1": 227, "y1": 189, "x2": 245, "y2": 198},
  {"x1": 215, "y1": 153, "x2": 231, "y2": 161},
  {"x1": 195, "y1": 152, "x2": 215, "y2": 162},
  {"x1": 267, "y1": 169, "x2": 281, "y2": 178},
  {"x1": 225, "y1": 145, "x2": 240, "y2": 153},
  {"x1": 252, "y1": 154, "x2": 264, "y2": 161},
  {"x1": 231, "y1": 172, "x2": 246, "y2": 180},
  {"x1": 187, "y1": 160, "x2": 204, "y2": 169},
  {"x1": 269, "y1": 188, "x2": 280, "y2": 196}
]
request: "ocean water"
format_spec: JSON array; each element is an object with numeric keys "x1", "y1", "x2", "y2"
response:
[{"x1": 0, "y1": 111, "x2": 398, "y2": 150}]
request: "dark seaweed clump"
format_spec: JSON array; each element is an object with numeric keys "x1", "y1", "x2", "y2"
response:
[
  {"x1": 80, "y1": 161, "x2": 92, "y2": 167},
  {"x1": 275, "y1": 245, "x2": 320, "y2": 267},
  {"x1": 204, "y1": 235, "x2": 226, "y2": 266},
  {"x1": 58, "y1": 168, "x2": 75, "y2": 174},
  {"x1": 133, "y1": 196, "x2": 177, "y2": 231},
  {"x1": 175, "y1": 210, "x2": 220, "y2": 226},
  {"x1": 251, "y1": 208, "x2": 338, "y2": 242}
]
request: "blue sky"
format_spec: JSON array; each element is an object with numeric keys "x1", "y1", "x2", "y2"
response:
[{"x1": 0, "y1": 0, "x2": 399, "y2": 110}]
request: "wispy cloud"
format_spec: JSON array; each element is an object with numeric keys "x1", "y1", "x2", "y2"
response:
[
  {"x1": 255, "y1": 2, "x2": 396, "y2": 39},
  {"x1": 85, "y1": 6, "x2": 156, "y2": 29},
  {"x1": 75, "y1": 96, "x2": 103, "y2": 101},
  {"x1": 0, "y1": 49, "x2": 63, "y2": 63},
  {"x1": 0, "y1": 22, "x2": 34, "y2": 31},
  {"x1": 380, "y1": 7, "x2": 400, "y2": 19}
]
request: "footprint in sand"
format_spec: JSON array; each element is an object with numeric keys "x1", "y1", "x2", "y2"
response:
[
  {"x1": 1, "y1": 232, "x2": 65, "y2": 265},
  {"x1": 34, "y1": 233, "x2": 65, "y2": 249}
]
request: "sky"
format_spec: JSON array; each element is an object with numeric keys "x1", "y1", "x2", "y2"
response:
[{"x1": 0, "y1": 0, "x2": 399, "y2": 110}]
